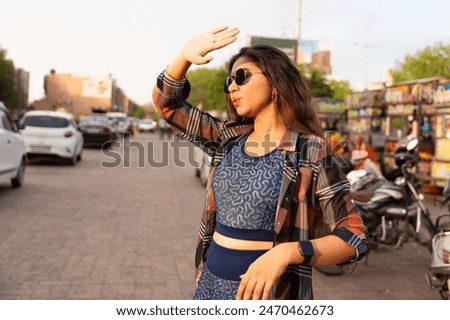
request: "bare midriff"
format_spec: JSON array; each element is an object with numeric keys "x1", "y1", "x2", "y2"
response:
[{"x1": 213, "y1": 232, "x2": 273, "y2": 250}]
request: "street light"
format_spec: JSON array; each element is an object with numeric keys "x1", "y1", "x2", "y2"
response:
[{"x1": 354, "y1": 42, "x2": 379, "y2": 89}]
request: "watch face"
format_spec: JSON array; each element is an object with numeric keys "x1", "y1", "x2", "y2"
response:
[{"x1": 300, "y1": 241, "x2": 314, "y2": 257}]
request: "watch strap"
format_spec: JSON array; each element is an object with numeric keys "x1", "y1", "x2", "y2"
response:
[{"x1": 299, "y1": 241, "x2": 314, "y2": 265}]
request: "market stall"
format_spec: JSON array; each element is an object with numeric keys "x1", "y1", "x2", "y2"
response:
[
  {"x1": 431, "y1": 81, "x2": 450, "y2": 186},
  {"x1": 313, "y1": 97, "x2": 346, "y2": 132},
  {"x1": 345, "y1": 90, "x2": 386, "y2": 159}
]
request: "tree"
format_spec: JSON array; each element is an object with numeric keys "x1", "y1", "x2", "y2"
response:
[
  {"x1": 390, "y1": 42, "x2": 450, "y2": 83},
  {"x1": 0, "y1": 46, "x2": 18, "y2": 110},
  {"x1": 307, "y1": 67, "x2": 333, "y2": 97},
  {"x1": 187, "y1": 67, "x2": 228, "y2": 111},
  {"x1": 133, "y1": 104, "x2": 148, "y2": 119},
  {"x1": 298, "y1": 66, "x2": 351, "y2": 102},
  {"x1": 329, "y1": 79, "x2": 352, "y2": 102}
]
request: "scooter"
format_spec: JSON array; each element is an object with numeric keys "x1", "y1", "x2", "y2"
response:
[{"x1": 425, "y1": 179, "x2": 450, "y2": 299}]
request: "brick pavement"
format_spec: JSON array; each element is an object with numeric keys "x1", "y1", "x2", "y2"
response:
[{"x1": 0, "y1": 134, "x2": 202, "y2": 299}]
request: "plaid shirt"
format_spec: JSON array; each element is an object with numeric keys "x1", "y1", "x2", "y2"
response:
[{"x1": 153, "y1": 71, "x2": 368, "y2": 300}]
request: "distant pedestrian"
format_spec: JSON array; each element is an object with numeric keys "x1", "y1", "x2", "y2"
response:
[{"x1": 158, "y1": 117, "x2": 170, "y2": 139}]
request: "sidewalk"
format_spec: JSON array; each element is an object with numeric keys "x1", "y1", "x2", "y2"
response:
[{"x1": 312, "y1": 193, "x2": 448, "y2": 300}]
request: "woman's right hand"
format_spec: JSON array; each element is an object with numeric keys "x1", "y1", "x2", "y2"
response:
[{"x1": 182, "y1": 26, "x2": 239, "y2": 65}]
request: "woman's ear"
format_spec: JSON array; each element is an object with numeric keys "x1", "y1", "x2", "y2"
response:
[{"x1": 272, "y1": 88, "x2": 278, "y2": 103}]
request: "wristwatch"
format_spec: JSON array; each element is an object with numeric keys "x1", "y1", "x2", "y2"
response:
[{"x1": 299, "y1": 241, "x2": 315, "y2": 265}]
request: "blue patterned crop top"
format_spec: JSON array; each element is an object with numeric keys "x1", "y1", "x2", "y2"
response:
[{"x1": 212, "y1": 134, "x2": 284, "y2": 241}]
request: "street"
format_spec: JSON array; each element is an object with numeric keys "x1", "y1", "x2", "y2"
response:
[{"x1": 0, "y1": 133, "x2": 444, "y2": 299}]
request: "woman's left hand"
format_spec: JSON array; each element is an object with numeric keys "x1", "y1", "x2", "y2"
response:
[{"x1": 236, "y1": 243, "x2": 292, "y2": 300}]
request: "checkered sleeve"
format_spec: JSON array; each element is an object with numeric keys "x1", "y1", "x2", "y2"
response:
[
  {"x1": 315, "y1": 155, "x2": 369, "y2": 262},
  {"x1": 152, "y1": 71, "x2": 225, "y2": 154}
]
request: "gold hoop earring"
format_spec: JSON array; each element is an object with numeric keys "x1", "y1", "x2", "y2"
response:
[{"x1": 272, "y1": 92, "x2": 278, "y2": 104}]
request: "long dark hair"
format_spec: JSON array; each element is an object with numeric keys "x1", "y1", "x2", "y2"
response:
[{"x1": 226, "y1": 45, "x2": 323, "y2": 138}]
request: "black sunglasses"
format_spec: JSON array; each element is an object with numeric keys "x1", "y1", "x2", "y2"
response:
[{"x1": 223, "y1": 68, "x2": 264, "y2": 94}]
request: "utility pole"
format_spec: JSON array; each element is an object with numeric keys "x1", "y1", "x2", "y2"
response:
[
  {"x1": 354, "y1": 42, "x2": 379, "y2": 89},
  {"x1": 295, "y1": 0, "x2": 302, "y2": 41}
]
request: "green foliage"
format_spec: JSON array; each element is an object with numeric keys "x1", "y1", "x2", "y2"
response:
[
  {"x1": 298, "y1": 65, "x2": 349, "y2": 101},
  {"x1": 187, "y1": 67, "x2": 228, "y2": 111},
  {"x1": 133, "y1": 104, "x2": 148, "y2": 119},
  {"x1": 329, "y1": 79, "x2": 352, "y2": 102},
  {"x1": 391, "y1": 117, "x2": 405, "y2": 130},
  {"x1": 0, "y1": 46, "x2": 19, "y2": 110},
  {"x1": 306, "y1": 67, "x2": 333, "y2": 98},
  {"x1": 390, "y1": 42, "x2": 450, "y2": 83}
]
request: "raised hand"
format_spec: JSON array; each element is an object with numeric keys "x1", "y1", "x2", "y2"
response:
[{"x1": 182, "y1": 26, "x2": 239, "y2": 65}]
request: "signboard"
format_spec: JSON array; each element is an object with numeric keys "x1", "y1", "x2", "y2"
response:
[
  {"x1": 385, "y1": 85, "x2": 415, "y2": 104},
  {"x1": 247, "y1": 36, "x2": 298, "y2": 64},
  {"x1": 434, "y1": 83, "x2": 450, "y2": 106},
  {"x1": 435, "y1": 139, "x2": 450, "y2": 161},
  {"x1": 431, "y1": 161, "x2": 450, "y2": 185},
  {"x1": 82, "y1": 77, "x2": 113, "y2": 99}
]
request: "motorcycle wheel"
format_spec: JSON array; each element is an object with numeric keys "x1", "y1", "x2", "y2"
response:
[
  {"x1": 415, "y1": 210, "x2": 435, "y2": 252},
  {"x1": 439, "y1": 277, "x2": 449, "y2": 300}
]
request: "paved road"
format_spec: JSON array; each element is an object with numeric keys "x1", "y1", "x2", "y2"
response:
[{"x1": 0, "y1": 133, "x2": 445, "y2": 300}]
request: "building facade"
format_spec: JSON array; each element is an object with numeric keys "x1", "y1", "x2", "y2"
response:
[
  {"x1": 13, "y1": 68, "x2": 30, "y2": 112},
  {"x1": 32, "y1": 70, "x2": 134, "y2": 120}
]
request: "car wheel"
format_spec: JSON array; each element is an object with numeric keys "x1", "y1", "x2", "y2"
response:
[
  {"x1": 77, "y1": 151, "x2": 82, "y2": 162},
  {"x1": 11, "y1": 158, "x2": 26, "y2": 188},
  {"x1": 68, "y1": 154, "x2": 77, "y2": 166}
]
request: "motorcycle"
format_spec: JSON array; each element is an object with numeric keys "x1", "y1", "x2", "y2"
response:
[
  {"x1": 315, "y1": 138, "x2": 435, "y2": 276},
  {"x1": 350, "y1": 138, "x2": 435, "y2": 251},
  {"x1": 425, "y1": 179, "x2": 450, "y2": 299}
]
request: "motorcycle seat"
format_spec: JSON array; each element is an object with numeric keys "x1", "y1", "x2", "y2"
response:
[
  {"x1": 350, "y1": 190, "x2": 373, "y2": 203},
  {"x1": 375, "y1": 186, "x2": 404, "y2": 200}
]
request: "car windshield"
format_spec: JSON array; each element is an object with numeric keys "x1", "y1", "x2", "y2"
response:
[
  {"x1": 23, "y1": 115, "x2": 69, "y2": 128},
  {"x1": 80, "y1": 116, "x2": 109, "y2": 126},
  {"x1": 109, "y1": 116, "x2": 127, "y2": 122}
]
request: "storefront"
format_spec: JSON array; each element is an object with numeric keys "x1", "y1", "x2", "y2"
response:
[
  {"x1": 313, "y1": 97, "x2": 346, "y2": 131},
  {"x1": 346, "y1": 90, "x2": 386, "y2": 158},
  {"x1": 431, "y1": 82, "x2": 450, "y2": 186},
  {"x1": 383, "y1": 78, "x2": 450, "y2": 178}
]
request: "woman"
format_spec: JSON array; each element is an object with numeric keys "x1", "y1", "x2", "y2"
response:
[{"x1": 152, "y1": 26, "x2": 368, "y2": 300}]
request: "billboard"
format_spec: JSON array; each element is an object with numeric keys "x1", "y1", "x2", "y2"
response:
[
  {"x1": 247, "y1": 36, "x2": 298, "y2": 64},
  {"x1": 81, "y1": 77, "x2": 113, "y2": 99}
]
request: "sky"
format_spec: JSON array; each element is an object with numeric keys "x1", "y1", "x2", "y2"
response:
[{"x1": 1, "y1": 0, "x2": 450, "y2": 105}]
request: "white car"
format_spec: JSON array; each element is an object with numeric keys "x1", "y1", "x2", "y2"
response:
[
  {"x1": 194, "y1": 147, "x2": 211, "y2": 187},
  {"x1": 0, "y1": 102, "x2": 27, "y2": 187},
  {"x1": 19, "y1": 110, "x2": 83, "y2": 165},
  {"x1": 106, "y1": 111, "x2": 130, "y2": 136},
  {"x1": 138, "y1": 119, "x2": 157, "y2": 132}
]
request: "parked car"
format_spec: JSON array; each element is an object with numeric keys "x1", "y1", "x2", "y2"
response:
[
  {"x1": 19, "y1": 110, "x2": 83, "y2": 165},
  {"x1": 138, "y1": 119, "x2": 157, "y2": 133},
  {"x1": 78, "y1": 114, "x2": 117, "y2": 148},
  {"x1": 106, "y1": 112, "x2": 130, "y2": 137},
  {"x1": 194, "y1": 147, "x2": 211, "y2": 187},
  {"x1": 0, "y1": 102, "x2": 26, "y2": 187}
]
